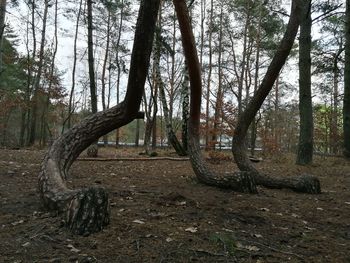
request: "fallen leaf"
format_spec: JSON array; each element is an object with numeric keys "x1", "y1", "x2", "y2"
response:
[
  {"x1": 246, "y1": 245, "x2": 260, "y2": 252},
  {"x1": 11, "y1": 220, "x2": 24, "y2": 226},
  {"x1": 67, "y1": 244, "x2": 80, "y2": 253},
  {"x1": 185, "y1": 227, "x2": 198, "y2": 233},
  {"x1": 237, "y1": 242, "x2": 260, "y2": 252},
  {"x1": 166, "y1": 237, "x2": 174, "y2": 242},
  {"x1": 132, "y1": 219, "x2": 145, "y2": 224},
  {"x1": 22, "y1": 242, "x2": 30, "y2": 247}
]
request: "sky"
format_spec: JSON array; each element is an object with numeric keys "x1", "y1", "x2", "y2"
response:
[{"x1": 4, "y1": 0, "x2": 341, "y2": 111}]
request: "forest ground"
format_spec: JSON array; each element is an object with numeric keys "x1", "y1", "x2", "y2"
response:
[{"x1": 0, "y1": 147, "x2": 349, "y2": 263}]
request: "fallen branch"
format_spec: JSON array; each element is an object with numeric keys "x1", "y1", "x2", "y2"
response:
[{"x1": 77, "y1": 157, "x2": 190, "y2": 162}]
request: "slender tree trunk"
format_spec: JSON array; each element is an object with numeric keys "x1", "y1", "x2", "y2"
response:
[
  {"x1": 274, "y1": 76, "x2": 280, "y2": 150},
  {"x1": 237, "y1": 3, "x2": 250, "y2": 117},
  {"x1": 87, "y1": 0, "x2": 97, "y2": 114},
  {"x1": 38, "y1": 0, "x2": 159, "y2": 235},
  {"x1": 67, "y1": 0, "x2": 83, "y2": 131},
  {"x1": 211, "y1": 6, "x2": 224, "y2": 147},
  {"x1": 159, "y1": 69, "x2": 187, "y2": 155},
  {"x1": 181, "y1": 64, "x2": 189, "y2": 152},
  {"x1": 115, "y1": 0, "x2": 124, "y2": 148},
  {"x1": 101, "y1": 11, "x2": 111, "y2": 112},
  {"x1": 232, "y1": 0, "x2": 320, "y2": 193},
  {"x1": 144, "y1": 84, "x2": 158, "y2": 155},
  {"x1": 199, "y1": 0, "x2": 205, "y2": 68},
  {"x1": 296, "y1": 2, "x2": 313, "y2": 165},
  {"x1": 20, "y1": 12, "x2": 33, "y2": 146},
  {"x1": 152, "y1": 115, "x2": 157, "y2": 150},
  {"x1": 250, "y1": 1, "x2": 262, "y2": 157},
  {"x1": 101, "y1": 11, "x2": 111, "y2": 146},
  {"x1": 86, "y1": 0, "x2": 98, "y2": 157},
  {"x1": 1, "y1": 109, "x2": 11, "y2": 146},
  {"x1": 0, "y1": 0, "x2": 7, "y2": 74},
  {"x1": 42, "y1": 0, "x2": 58, "y2": 146},
  {"x1": 330, "y1": 57, "x2": 339, "y2": 154},
  {"x1": 344, "y1": 0, "x2": 350, "y2": 158},
  {"x1": 205, "y1": 0, "x2": 213, "y2": 150},
  {"x1": 169, "y1": 8, "x2": 176, "y2": 123},
  {"x1": 135, "y1": 119, "x2": 140, "y2": 147},
  {"x1": 29, "y1": 0, "x2": 49, "y2": 145}
]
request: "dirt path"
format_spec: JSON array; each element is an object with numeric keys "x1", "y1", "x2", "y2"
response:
[{"x1": 0, "y1": 148, "x2": 349, "y2": 262}]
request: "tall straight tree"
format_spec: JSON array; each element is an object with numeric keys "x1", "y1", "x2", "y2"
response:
[
  {"x1": 28, "y1": 0, "x2": 49, "y2": 145},
  {"x1": 86, "y1": 0, "x2": 98, "y2": 156},
  {"x1": 345, "y1": 0, "x2": 350, "y2": 158},
  {"x1": 67, "y1": 0, "x2": 83, "y2": 131},
  {"x1": 296, "y1": 0, "x2": 313, "y2": 165},
  {"x1": 0, "y1": 0, "x2": 7, "y2": 74}
]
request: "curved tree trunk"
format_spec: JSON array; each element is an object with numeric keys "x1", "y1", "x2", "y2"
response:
[
  {"x1": 173, "y1": 0, "x2": 257, "y2": 193},
  {"x1": 231, "y1": 0, "x2": 320, "y2": 194},
  {"x1": 38, "y1": 0, "x2": 160, "y2": 235}
]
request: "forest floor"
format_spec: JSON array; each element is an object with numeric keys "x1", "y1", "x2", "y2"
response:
[{"x1": 0, "y1": 147, "x2": 349, "y2": 263}]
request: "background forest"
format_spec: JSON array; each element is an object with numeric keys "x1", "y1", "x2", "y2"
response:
[{"x1": 0, "y1": 0, "x2": 348, "y2": 159}]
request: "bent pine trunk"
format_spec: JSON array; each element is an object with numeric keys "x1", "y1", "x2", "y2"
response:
[
  {"x1": 231, "y1": 0, "x2": 320, "y2": 194},
  {"x1": 173, "y1": 0, "x2": 257, "y2": 193},
  {"x1": 38, "y1": 0, "x2": 160, "y2": 235}
]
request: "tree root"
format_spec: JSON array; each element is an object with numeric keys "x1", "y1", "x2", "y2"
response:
[
  {"x1": 195, "y1": 171, "x2": 258, "y2": 194},
  {"x1": 254, "y1": 173, "x2": 321, "y2": 194}
]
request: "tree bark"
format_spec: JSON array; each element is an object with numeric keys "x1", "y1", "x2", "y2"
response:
[
  {"x1": 345, "y1": 0, "x2": 350, "y2": 158},
  {"x1": 296, "y1": 1, "x2": 313, "y2": 165},
  {"x1": 173, "y1": 0, "x2": 257, "y2": 193},
  {"x1": 232, "y1": 0, "x2": 320, "y2": 194},
  {"x1": 38, "y1": 0, "x2": 160, "y2": 235},
  {"x1": 330, "y1": 51, "x2": 341, "y2": 154},
  {"x1": 181, "y1": 64, "x2": 189, "y2": 153}
]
